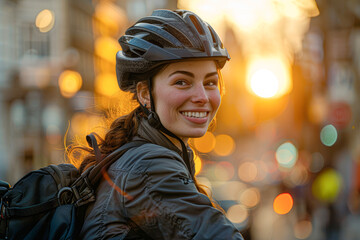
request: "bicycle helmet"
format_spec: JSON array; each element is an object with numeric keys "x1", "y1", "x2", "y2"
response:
[
  {"x1": 116, "y1": 9, "x2": 230, "y2": 93},
  {"x1": 115, "y1": 10, "x2": 230, "y2": 177}
]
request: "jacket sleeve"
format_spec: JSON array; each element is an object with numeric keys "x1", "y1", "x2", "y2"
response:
[{"x1": 123, "y1": 154, "x2": 244, "y2": 240}]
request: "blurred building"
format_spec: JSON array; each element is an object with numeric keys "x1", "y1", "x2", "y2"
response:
[
  {"x1": 0, "y1": 0, "x2": 177, "y2": 183},
  {"x1": 0, "y1": 0, "x2": 95, "y2": 183}
]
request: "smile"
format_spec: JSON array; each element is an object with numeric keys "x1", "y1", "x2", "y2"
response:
[{"x1": 180, "y1": 111, "x2": 208, "y2": 118}]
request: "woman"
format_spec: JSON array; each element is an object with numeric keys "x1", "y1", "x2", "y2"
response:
[{"x1": 76, "y1": 9, "x2": 244, "y2": 239}]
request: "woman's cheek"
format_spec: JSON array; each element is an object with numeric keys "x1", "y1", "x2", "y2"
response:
[{"x1": 211, "y1": 91, "x2": 221, "y2": 112}]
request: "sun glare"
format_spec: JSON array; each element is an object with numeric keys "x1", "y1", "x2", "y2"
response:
[
  {"x1": 246, "y1": 57, "x2": 292, "y2": 98},
  {"x1": 250, "y1": 68, "x2": 279, "y2": 98}
]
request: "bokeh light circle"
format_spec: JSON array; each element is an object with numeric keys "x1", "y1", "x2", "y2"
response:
[
  {"x1": 193, "y1": 131, "x2": 216, "y2": 153},
  {"x1": 273, "y1": 193, "x2": 293, "y2": 215},
  {"x1": 214, "y1": 134, "x2": 235, "y2": 156},
  {"x1": 58, "y1": 70, "x2": 82, "y2": 98},
  {"x1": 35, "y1": 9, "x2": 55, "y2": 32},
  {"x1": 226, "y1": 204, "x2": 248, "y2": 224},
  {"x1": 239, "y1": 187, "x2": 260, "y2": 208},
  {"x1": 275, "y1": 142, "x2": 298, "y2": 168},
  {"x1": 238, "y1": 161, "x2": 258, "y2": 182},
  {"x1": 320, "y1": 124, "x2": 337, "y2": 147},
  {"x1": 312, "y1": 168, "x2": 342, "y2": 203}
]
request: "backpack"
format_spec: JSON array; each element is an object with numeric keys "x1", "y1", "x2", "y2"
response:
[{"x1": 0, "y1": 134, "x2": 145, "y2": 240}]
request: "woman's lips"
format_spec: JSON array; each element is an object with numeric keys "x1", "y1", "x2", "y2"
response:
[{"x1": 180, "y1": 111, "x2": 209, "y2": 124}]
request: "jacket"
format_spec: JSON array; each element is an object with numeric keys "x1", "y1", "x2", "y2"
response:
[{"x1": 79, "y1": 119, "x2": 244, "y2": 240}]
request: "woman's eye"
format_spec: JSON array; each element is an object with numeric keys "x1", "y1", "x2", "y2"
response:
[
  {"x1": 206, "y1": 80, "x2": 218, "y2": 87},
  {"x1": 175, "y1": 80, "x2": 187, "y2": 86}
]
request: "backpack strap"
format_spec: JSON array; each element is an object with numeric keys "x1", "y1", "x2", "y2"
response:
[
  {"x1": 87, "y1": 140, "x2": 146, "y2": 187},
  {"x1": 68, "y1": 137, "x2": 147, "y2": 207},
  {"x1": 85, "y1": 133, "x2": 102, "y2": 164},
  {"x1": 3, "y1": 138, "x2": 147, "y2": 217}
]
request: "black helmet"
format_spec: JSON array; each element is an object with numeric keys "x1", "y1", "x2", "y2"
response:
[{"x1": 116, "y1": 9, "x2": 230, "y2": 92}]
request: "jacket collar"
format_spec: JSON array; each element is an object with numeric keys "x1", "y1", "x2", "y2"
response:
[{"x1": 134, "y1": 118, "x2": 195, "y2": 176}]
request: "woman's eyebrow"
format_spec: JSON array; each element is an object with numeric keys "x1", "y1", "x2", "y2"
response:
[
  {"x1": 205, "y1": 72, "x2": 218, "y2": 78},
  {"x1": 168, "y1": 71, "x2": 218, "y2": 78},
  {"x1": 168, "y1": 70, "x2": 194, "y2": 78}
]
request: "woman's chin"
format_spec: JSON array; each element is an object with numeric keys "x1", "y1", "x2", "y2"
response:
[{"x1": 184, "y1": 129, "x2": 208, "y2": 139}]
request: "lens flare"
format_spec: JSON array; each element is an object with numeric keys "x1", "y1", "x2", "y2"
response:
[{"x1": 102, "y1": 170, "x2": 133, "y2": 200}]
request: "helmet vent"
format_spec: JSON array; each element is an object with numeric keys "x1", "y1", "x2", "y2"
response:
[
  {"x1": 131, "y1": 48, "x2": 146, "y2": 57},
  {"x1": 208, "y1": 26, "x2": 217, "y2": 45},
  {"x1": 189, "y1": 15, "x2": 205, "y2": 35}
]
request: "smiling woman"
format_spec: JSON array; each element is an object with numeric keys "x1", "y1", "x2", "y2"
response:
[
  {"x1": 137, "y1": 60, "x2": 221, "y2": 145},
  {"x1": 68, "y1": 9, "x2": 244, "y2": 240}
]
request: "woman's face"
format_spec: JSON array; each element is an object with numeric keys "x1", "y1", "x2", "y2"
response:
[{"x1": 151, "y1": 60, "x2": 221, "y2": 143}]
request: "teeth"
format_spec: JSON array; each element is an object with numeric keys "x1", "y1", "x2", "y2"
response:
[{"x1": 182, "y1": 112, "x2": 207, "y2": 118}]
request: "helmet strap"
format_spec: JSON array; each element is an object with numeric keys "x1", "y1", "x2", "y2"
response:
[{"x1": 139, "y1": 78, "x2": 193, "y2": 178}]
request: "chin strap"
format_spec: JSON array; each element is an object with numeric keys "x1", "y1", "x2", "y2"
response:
[{"x1": 138, "y1": 78, "x2": 193, "y2": 179}]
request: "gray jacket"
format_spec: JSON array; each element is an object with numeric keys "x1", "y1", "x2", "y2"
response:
[{"x1": 79, "y1": 119, "x2": 244, "y2": 240}]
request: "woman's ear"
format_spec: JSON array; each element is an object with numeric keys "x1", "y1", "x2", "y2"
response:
[{"x1": 136, "y1": 81, "x2": 150, "y2": 107}]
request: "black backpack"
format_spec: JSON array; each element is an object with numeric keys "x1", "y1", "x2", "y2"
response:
[{"x1": 0, "y1": 134, "x2": 144, "y2": 240}]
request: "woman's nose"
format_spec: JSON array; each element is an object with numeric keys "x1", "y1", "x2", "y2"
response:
[{"x1": 191, "y1": 84, "x2": 209, "y2": 104}]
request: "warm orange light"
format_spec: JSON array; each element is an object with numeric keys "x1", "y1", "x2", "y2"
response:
[
  {"x1": 94, "y1": 90, "x2": 137, "y2": 112},
  {"x1": 94, "y1": 2, "x2": 127, "y2": 37},
  {"x1": 246, "y1": 56, "x2": 292, "y2": 99},
  {"x1": 250, "y1": 68, "x2": 279, "y2": 98},
  {"x1": 95, "y1": 37, "x2": 121, "y2": 63},
  {"x1": 194, "y1": 155, "x2": 203, "y2": 176},
  {"x1": 70, "y1": 112, "x2": 104, "y2": 140},
  {"x1": 193, "y1": 131, "x2": 216, "y2": 153},
  {"x1": 273, "y1": 193, "x2": 293, "y2": 215},
  {"x1": 214, "y1": 134, "x2": 235, "y2": 156},
  {"x1": 95, "y1": 73, "x2": 119, "y2": 96},
  {"x1": 58, "y1": 70, "x2": 82, "y2": 98}
]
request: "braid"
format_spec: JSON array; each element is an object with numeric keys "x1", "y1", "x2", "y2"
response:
[{"x1": 68, "y1": 107, "x2": 142, "y2": 173}]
